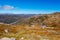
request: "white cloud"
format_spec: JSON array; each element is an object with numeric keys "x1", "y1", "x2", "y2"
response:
[
  {"x1": 0, "y1": 5, "x2": 14, "y2": 10},
  {"x1": 3, "y1": 5, "x2": 14, "y2": 10}
]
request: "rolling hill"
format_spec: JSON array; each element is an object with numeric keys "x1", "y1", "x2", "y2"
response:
[
  {"x1": 15, "y1": 12, "x2": 60, "y2": 27},
  {"x1": 0, "y1": 12, "x2": 60, "y2": 40}
]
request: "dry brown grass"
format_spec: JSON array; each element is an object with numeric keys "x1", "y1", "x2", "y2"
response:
[{"x1": 0, "y1": 24, "x2": 60, "y2": 40}]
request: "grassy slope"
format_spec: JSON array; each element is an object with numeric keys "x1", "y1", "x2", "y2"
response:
[
  {"x1": 0, "y1": 24, "x2": 60, "y2": 40},
  {"x1": 16, "y1": 12, "x2": 60, "y2": 27},
  {"x1": 0, "y1": 12, "x2": 60, "y2": 40}
]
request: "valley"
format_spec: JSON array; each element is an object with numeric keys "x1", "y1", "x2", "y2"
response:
[{"x1": 0, "y1": 12, "x2": 60, "y2": 40}]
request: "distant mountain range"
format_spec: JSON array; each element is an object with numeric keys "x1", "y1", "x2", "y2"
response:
[
  {"x1": 0, "y1": 12, "x2": 60, "y2": 27},
  {"x1": 0, "y1": 14, "x2": 36, "y2": 24}
]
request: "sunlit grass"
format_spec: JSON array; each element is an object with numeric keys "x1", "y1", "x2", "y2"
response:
[{"x1": 0, "y1": 24, "x2": 60, "y2": 40}]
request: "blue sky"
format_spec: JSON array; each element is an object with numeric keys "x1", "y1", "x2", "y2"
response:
[{"x1": 0, "y1": 0, "x2": 60, "y2": 14}]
